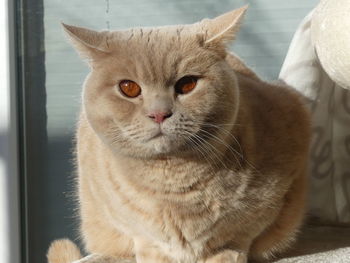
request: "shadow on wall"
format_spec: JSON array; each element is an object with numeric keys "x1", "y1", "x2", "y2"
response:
[{"x1": 27, "y1": 134, "x2": 81, "y2": 263}]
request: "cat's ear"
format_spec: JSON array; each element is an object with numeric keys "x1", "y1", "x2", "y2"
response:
[
  {"x1": 62, "y1": 23, "x2": 110, "y2": 63},
  {"x1": 200, "y1": 6, "x2": 248, "y2": 51}
]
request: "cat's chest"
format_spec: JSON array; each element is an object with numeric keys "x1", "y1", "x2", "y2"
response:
[
  {"x1": 108, "y1": 160, "x2": 247, "y2": 243},
  {"x1": 123, "y1": 183, "x2": 224, "y2": 259},
  {"x1": 88, "y1": 156, "x2": 254, "y2": 259}
]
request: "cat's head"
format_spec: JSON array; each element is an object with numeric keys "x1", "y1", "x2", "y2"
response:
[{"x1": 63, "y1": 6, "x2": 247, "y2": 158}]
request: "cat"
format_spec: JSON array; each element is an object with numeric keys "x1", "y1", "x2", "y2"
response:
[{"x1": 47, "y1": 6, "x2": 311, "y2": 263}]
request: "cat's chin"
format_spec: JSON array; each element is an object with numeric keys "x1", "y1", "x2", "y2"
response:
[{"x1": 146, "y1": 135, "x2": 176, "y2": 154}]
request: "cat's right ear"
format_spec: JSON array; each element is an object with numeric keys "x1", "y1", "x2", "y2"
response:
[
  {"x1": 198, "y1": 6, "x2": 248, "y2": 57},
  {"x1": 62, "y1": 23, "x2": 110, "y2": 63}
]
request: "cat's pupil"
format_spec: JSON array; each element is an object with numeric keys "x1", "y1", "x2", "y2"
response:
[{"x1": 175, "y1": 76, "x2": 198, "y2": 94}]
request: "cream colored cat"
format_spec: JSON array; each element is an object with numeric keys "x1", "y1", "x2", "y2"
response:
[{"x1": 48, "y1": 6, "x2": 311, "y2": 263}]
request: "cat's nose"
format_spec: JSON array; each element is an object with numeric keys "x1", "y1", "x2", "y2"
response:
[{"x1": 148, "y1": 111, "x2": 173, "y2": 124}]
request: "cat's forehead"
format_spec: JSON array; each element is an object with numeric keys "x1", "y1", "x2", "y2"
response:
[
  {"x1": 114, "y1": 24, "x2": 201, "y2": 52},
  {"x1": 107, "y1": 24, "x2": 212, "y2": 85},
  {"x1": 63, "y1": 7, "x2": 248, "y2": 84},
  {"x1": 125, "y1": 24, "x2": 194, "y2": 39}
]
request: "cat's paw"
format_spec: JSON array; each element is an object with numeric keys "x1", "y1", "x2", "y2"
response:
[{"x1": 204, "y1": 250, "x2": 247, "y2": 263}]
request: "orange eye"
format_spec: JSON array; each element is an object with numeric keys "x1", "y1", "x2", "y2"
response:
[
  {"x1": 119, "y1": 80, "x2": 141, "y2": 98},
  {"x1": 175, "y1": 76, "x2": 198, "y2": 94}
]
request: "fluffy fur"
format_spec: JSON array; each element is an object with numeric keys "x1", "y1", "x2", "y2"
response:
[{"x1": 49, "y1": 6, "x2": 311, "y2": 263}]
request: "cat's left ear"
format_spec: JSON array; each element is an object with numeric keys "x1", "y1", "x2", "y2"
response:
[{"x1": 200, "y1": 6, "x2": 248, "y2": 51}]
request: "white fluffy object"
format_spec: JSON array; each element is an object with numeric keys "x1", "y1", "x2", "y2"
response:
[{"x1": 311, "y1": 0, "x2": 350, "y2": 90}]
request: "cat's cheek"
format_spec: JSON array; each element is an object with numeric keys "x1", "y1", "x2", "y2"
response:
[
  {"x1": 105, "y1": 93, "x2": 139, "y2": 121},
  {"x1": 112, "y1": 99, "x2": 138, "y2": 122},
  {"x1": 84, "y1": 90, "x2": 140, "y2": 144},
  {"x1": 180, "y1": 89, "x2": 215, "y2": 117}
]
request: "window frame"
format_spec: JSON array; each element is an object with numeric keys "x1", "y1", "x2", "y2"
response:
[
  {"x1": 14, "y1": 0, "x2": 47, "y2": 262},
  {"x1": 1, "y1": 0, "x2": 21, "y2": 263}
]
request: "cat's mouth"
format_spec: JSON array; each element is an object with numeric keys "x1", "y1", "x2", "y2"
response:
[
  {"x1": 149, "y1": 131, "x2": 165, "y2": 140},
  {"x1": 147, "y1": 126, "x2": 171, "y2": 141},
  {"x1": 145, "y1": 130, "x2": 177, "y2": 154},
  {"x1": 141, "y1": 127, "x2": 181, "y2": 154}
]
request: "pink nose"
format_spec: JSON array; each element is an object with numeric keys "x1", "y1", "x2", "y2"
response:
[{"x1": 148, "y1": 112, "x2": 173, "y2": 124}]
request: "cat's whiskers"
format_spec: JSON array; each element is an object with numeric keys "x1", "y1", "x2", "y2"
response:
[
  {"x1": 180, "y1": 131, "x2": 222, "y2": 177},
  {"x1": 123, "y1": 124, "x2": 159, "y2": 142},
  {"x1": 123, "y1": 124, "x2": 144, "y2": 139},
  {"x1": 211, "y1": 123, "x2": 243, "y2": 127},
  {"x1": 106, "y1": 127, "x2": 123, "y2": 144},
  {"x1": 174, "y1": 120, "x2": 234, "y2": 172},
  {"x1": 196, "y1": 122, "x2": 261, "y2": 174},
  {"x1": 181, "y1": 135, "x2": 213, "y2": 167},
  {"x1": 203, "y1": 126, "x2": 243, "y2": 157},
  {"x1": 194, "y1": 131, "x2": 240, "y2": 170},
  {"x1": 199, "y1": 122, "x2": 244, "y2": 156},
  {"x1": 192, "y1": 119, "x2": 243, "y2": 156},
  {"x1": 202, "y1": 129, "x2": 261, "y2": 175},
  {"x1": 184, "y1": 130, "x2": 231, "y2": 172}
]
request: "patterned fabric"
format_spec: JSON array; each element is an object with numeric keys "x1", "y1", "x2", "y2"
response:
[{"x1": 280, "y1": 11, "x2": 350, "y2": 224}]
